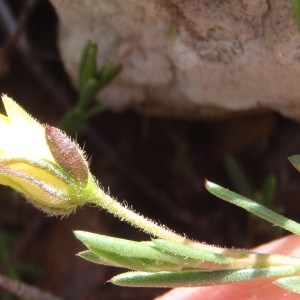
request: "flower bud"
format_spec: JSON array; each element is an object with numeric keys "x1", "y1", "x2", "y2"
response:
[
  {"x1": 0, "y1": 95, "x2": 98, "y2": 215},
  {"x1": 45, "y1": 125, "x2": 89, "y2": 184}
]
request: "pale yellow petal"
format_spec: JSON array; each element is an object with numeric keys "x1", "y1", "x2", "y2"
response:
[{"x1": 0, "y1": 95, "x2": 54, "y2": 161}]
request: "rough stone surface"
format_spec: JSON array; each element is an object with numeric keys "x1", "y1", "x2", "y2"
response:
[{"x1": 50, "y1": 0, "x2": 300, "y2": 120}]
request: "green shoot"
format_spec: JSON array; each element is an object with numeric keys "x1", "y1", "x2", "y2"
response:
[
  {"x1": 59, "y1": 41, "x2": 122, "y2": 134},
  {"x1": 291, "y1": 0, "x2": 300, "y2": 31}
]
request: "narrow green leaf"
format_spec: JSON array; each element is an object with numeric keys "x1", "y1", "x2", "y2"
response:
[
  {"x1": 153, "y1": 239, "x2": 233, "y2": 265},
  {"x1": 96, "y1": 63, "x2": 122, "y2": 89},
  {"x1": 91, "y1": 246, "x2": 182, "y2": 272},
  {"x1": 205, "y1": 181, "x2": 300, "y2": 235},
  {"x1": 275, "y1": 276, "x2": 300, "y2": 294},
  {"x1": 90, "y1": 246, "x2": 153, "y2": 271},
  {"x1": 79, "y1": 41, "x2": 97, "y2": 91},
  {"x1": 291, "y1": 0, "x2": 300, "y2": 32},
  {"x1": 79, "y1": 42, "x2": 91, "y2": 88},
  {"x1": 74, "y1": 231, "x2": 178, "y2": 264},
  {"x1": 78, "y1": 248, "x2": 181, "y2": 272},
  {"x1": 111, "y1": 266, "x2": 295, "y2": 288},
  {"x1": 78, "y1": 250, "x2": 121, "y2": 268}
]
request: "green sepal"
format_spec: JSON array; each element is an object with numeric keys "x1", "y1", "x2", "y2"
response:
[
  {"x1": 275, "y1": 276, "x2": 300, "y2": 294},
  {"x1": 111, "y1": 266, "x2": 296, "y2": 288},
  {"x1": 153, "y1": 239, "x2": 233, "y2": 265},
  {"x1": 205, "y1": 181, "x2": 300, "y2": 235}
]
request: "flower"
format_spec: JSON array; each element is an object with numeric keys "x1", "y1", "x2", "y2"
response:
[{"x1": 0, "y1": 95, "x2": 98, "y2": 215}]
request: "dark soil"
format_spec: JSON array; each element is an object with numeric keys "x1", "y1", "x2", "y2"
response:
[{"x1": 1, "y1": 1, "x2": 300, "y2": 299}]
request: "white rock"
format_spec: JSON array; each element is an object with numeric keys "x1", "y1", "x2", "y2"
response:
[{"x1": 50, "y1": 0, "x2": 300, "y2": 120}]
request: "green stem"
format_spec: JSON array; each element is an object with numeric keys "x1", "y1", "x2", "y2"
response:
[{"x1": 90, "y1": 188, "x2": 187, "y2": 243}]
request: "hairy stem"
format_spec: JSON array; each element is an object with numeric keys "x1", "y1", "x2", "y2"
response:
[{"x1": 90, "y1": 188, "x2": 186, "y2": 242}]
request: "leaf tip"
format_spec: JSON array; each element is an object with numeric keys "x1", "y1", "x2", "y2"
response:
[
  {"x1": 288, "y1": 155, "x2": 300, "y2": 173},
  {"x1": 74, "y1": 230, "x2": 85, "y2": 239},
  {"x1": 204, "y1": 180, "x2": 214, "y2": 190}
]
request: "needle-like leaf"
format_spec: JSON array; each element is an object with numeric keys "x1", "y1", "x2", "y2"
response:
[
  {"x1": 74, "y1": 231, "x2": 178, "y2": 263},
  {"x1": 205, "y1": 181, "x2": 300, "y2": 235},
  {"x1": 153, "y1": 239, "x2": 233, "y2": 265},
  {"x1": 275, "y1": 276, "x2": 300, "y2": 294},
  {"x1": 111, "y1": 266, "x2": 296, "y2": 288}
]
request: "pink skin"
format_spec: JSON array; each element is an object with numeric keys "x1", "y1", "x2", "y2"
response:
[{"x1": 156, "y1": 235, "x2": 300, "y2": 300}]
